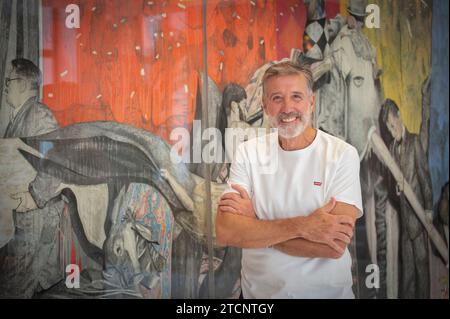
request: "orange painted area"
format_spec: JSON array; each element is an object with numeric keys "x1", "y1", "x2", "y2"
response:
[{"x1": 41, "y1": 0, "x2": 314, "y2": 142}]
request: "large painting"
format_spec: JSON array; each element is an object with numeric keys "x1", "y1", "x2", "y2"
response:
[{"x1": 0, "y1": 0, "x2": 448, "y2": 299}]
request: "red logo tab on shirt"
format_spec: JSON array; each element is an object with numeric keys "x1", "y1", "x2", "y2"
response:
[{"x1": 314, "y1": 181, "x2": 322, "y2": 186}]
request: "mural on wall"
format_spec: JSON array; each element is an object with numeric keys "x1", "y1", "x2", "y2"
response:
[{"x1": 0, "y1": 0, "x2": 448, "y2": 299}]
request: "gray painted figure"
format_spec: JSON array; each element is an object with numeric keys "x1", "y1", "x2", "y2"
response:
[
  {"x1": 2, "y1": 120, "x2": 241, "y2": 298},
  {"x1": 0, "y1": 58, "x2": 63, "y2": 298},
  {"x1": 380, "y1": 99, "x2": 433, "y2": 298}
]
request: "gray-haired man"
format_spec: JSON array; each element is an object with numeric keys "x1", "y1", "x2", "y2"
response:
[{"x1": 1, "y1": 58, "x2": 63, "y2": 298}]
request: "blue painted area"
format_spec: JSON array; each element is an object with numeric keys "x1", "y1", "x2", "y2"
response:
[
  {"x1": 39, "y1": 141, "x2": 54, "y2": 156},
  {"x1": 429, "y1": 0, "x2": 449, "y2": 206}
]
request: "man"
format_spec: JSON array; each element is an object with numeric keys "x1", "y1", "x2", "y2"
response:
[
  {"x1": 0, "y1": 58, "x2": 63, "y2": 298},
  {"x1": 3, "y1": 58, "x2": 58, "y2": 138},
  {"x1": 215, "y1": 61, "x2": 363, "y2": 299},
  {"x1": 379, "y1": 98, "x2": 433, "y2": 298}
]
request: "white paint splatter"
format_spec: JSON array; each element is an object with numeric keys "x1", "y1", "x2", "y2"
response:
[
  {"x1": 250, "y1": 1, "x2": 256, "y2": 6},
  {"x1": 184, "y1": 84, "x2": 188, "y2": 93},
  {"x1": 260, "y1": 39, "x2": 264, "y2": 45},
  {"x1": 76, "y1": 33, "x2": 82, "y2": 39},
  {"x1": 91, "y1": 7, "x2": 96, "y2": 12},
  {"x1": 135, "y1": 45, "x2": 141, "y2": 51},
  {"x1": 140, "y1": 68, "x2": 145, "y2": 76},
  {"x1": 96, "y1": 94, "x2": 102, "y2": 100},
  {"x1": 155, "y1": 54, "x2": 160, "y2": 60},
  {"x1": 406, "y1": 19, "x2": 413, "y2": 38},
  {"x1": 130, "y1": 91, "x2": 135, "y2": 99},
  {"x1": 60, "y1": 70, "x2": 68, "y2": 77},
  {"x1": 169, "y1": 31, "x2": 174, "y2": 37},
  {"x1": 177, "y1": 3, "x2": 186, "y2": 9},
  {"x1": 219, "y1": 62, "x2": 223, "y2": 71},
  {"x1": 161, "y1": 13, "x2": 167, "y2": 18},
  {"x1": 48, "y1": 93, "x2": 54, "y2": 98},
  {"x1": 176, "y1": 42, "x2": 181, "y2": 48},
  {"x1": 92, "y1": 50, "x2": 98, "y2": 55},
  {"x1": 107, "y1": 51, "x2": 113, "y2": 56}
]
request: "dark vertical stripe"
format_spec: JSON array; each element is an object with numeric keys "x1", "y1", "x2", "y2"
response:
[
  {"x1": 429, "y1": 0, "x2": 449, "y2": 205},
  {"x1": 201, "y1": 0, "x2": 215, "y2": 299},
  {"x1": 16, "y1": 0, "x2": 24, "y2": 58},
  {"x1": 0, "y1": 0, "x2": 13, "y2": 107},
  {"x1": 26, "y1": 0, "x2": 40, "y2": 66}
]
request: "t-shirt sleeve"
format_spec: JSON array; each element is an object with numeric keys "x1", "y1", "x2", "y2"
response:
[
  {"x1": 329, "y1": 146, "x2": 364, "y2": 218},
  {"x1": 222, "y1": 143, "x2": 253, "y2": 198}
]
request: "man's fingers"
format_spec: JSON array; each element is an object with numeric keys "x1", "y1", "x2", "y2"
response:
[
  {"x1": 337, "y1": 215, "x2": 355, "y2": 227},
  {"x1": 220, "y1": 193, "x2": 242, "y2": 201},
  {"x1": 328, "y1": 240, "x2": 345, "y2": 255},
  {"x1": 219, "y1": 205, "x2": 238, "y2": 214},
  {"x1": 231, "y1": 184, "x2": 249, "y2": 199},
  {"x1": 334, "y1": 232, "x2": 351, "y2": 245},
  {"x1": 322, "y1": 197, "x2": 336, "y2": 213},
  {"x1": 219, "y1": 199, "x2": 241, "y2": 211},
  {"x1": 337, "y1": 224, "x2": 354, "y2": 238}
]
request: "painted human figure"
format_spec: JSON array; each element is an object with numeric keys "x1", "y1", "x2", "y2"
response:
[
  {"x1": 0, "y1": 58, "x2": 63, "y2": 298},
  {"x1": 218, "y1": 83, "x2": 252, "y2": 183},
  {"x1": 380, "y1": 99, "x2": 433, "y2": 298}
]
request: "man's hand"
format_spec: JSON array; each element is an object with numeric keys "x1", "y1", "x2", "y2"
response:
[
  {"x1": 299, "y1": 198, "x2": 355, "y2": 254},
  {"x1": 218, "y1": 184, "x2": 256, "y2": 218},
  {"x1": 10, "y1": 191, "x2": 38, "y2": 213}
]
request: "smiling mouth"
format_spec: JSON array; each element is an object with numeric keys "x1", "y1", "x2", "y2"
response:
[{"x1": 279, "y1": 116, "x2": 300, "y2": 124}]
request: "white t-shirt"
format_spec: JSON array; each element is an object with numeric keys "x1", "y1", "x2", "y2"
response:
[{"x1": 223, "y1": 129, "x2": 363, "y2": 299}]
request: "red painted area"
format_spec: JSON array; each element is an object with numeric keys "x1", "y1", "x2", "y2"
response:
[
  {"x1": 70, "y1": 237, "x2": 77, "y2": 265},
  {"x1": 41, "y1": 0, "x2": 311, "y2": 142},
  {"x1": 324, "y1": 0, "x2": 341, "y2": 19},
  {"x1": 275, "y1": 0, "x2": 306, "y2": 60}
]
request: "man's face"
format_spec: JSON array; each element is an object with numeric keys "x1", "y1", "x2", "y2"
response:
[
  {"x1": 263, "y1": 74, "x2": 315, "y2": 139},
  {"x1": 386, "y1": 111, "x2": 403, "y2": 142},
  {"x1": 4, "y1": 69, "x2": 25, "y2": 108}
]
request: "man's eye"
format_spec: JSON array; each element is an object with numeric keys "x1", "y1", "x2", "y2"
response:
[
  {"x1": 292, "y1": 95, "x2": 302, "y2": 101},
  {"x1": 272, "y1": 96, "x2": 282, "y2": 102}
]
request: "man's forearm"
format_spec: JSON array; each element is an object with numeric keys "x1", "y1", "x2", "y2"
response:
[
  {"x1": 215, "y1": 209, "x2": 305, "y2": 248},
  {"x1": 273, "y1": 202, "x2": 358, "y2": 258},
  {"x1": 273, "y1": 238, "x2": 347, "y2": 259}
]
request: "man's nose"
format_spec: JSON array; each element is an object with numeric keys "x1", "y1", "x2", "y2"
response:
[{"x1": 279, "y1": 98, "x2": 296, "y2": 114}]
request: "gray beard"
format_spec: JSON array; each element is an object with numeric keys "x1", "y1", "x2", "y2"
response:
[{"x1": 268, "y1": 112, "x2": 312, "y2": 139}]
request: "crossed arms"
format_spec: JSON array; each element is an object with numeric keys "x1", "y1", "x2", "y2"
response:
[{"x1": 215, "y1": 184, "x2": 358, "y2": 259}]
